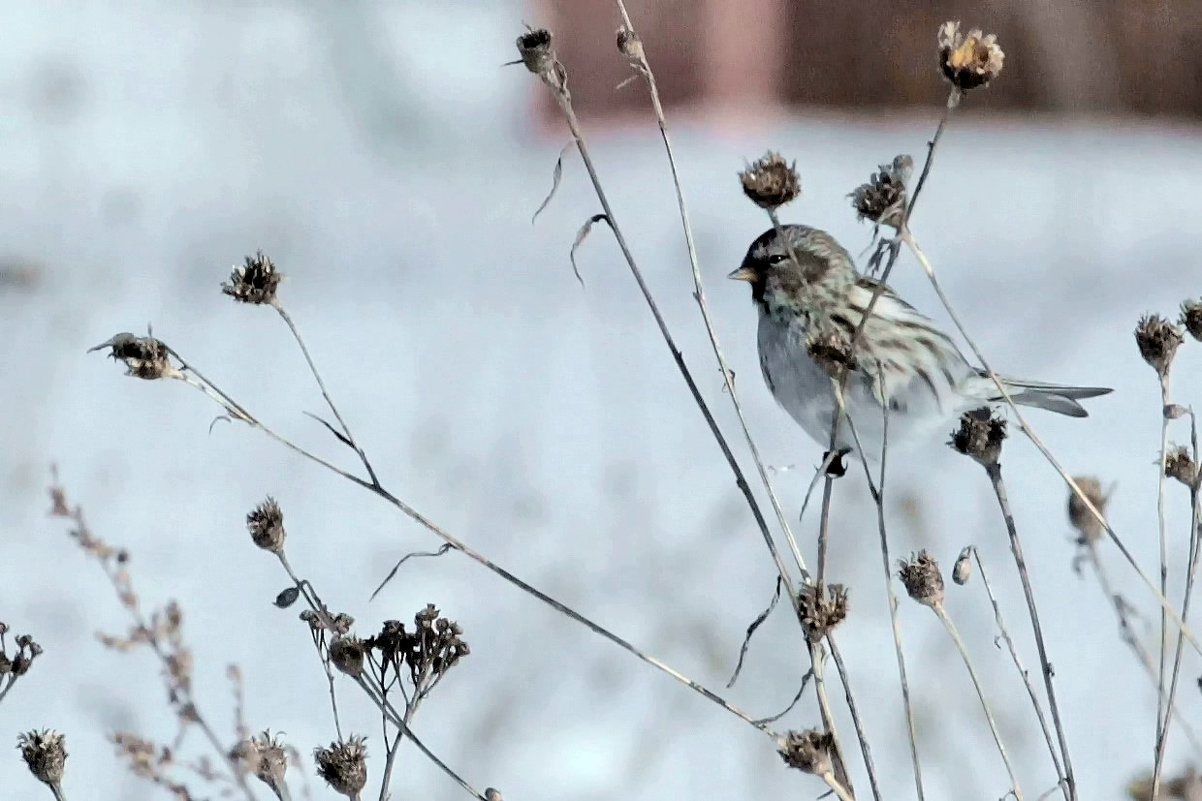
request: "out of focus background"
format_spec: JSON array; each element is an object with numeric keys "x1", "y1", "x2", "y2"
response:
[{"x1": 2, "y1": 2, "x2": 1201, "y2": 800}]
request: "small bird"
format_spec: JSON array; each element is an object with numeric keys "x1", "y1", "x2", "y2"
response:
[{"x1": 728, "y1": 224, "x2": 1110, "y2": 458}]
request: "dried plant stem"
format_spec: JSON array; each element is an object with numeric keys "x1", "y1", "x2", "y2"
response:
[
  {"x1": 982, "y1": 462, "x2": 1074, "y2": 801},
  {"x1": 828, "y1": 635, "x2": 883, "y2": 801},
  {"x1": 932, "y1": 603, "x2": 1023, "y2": 801},
  {"x1": 973, "y1": 549, "x2": 1066, "y2": 785},
  {"x1": 1155, "y1": 373, "x2": 1172, "y2": 740},
  {"x1": 276, "y1": 553, "x2": 344, "y2": 739},
  {"x1": 842, "y1": 406, "x2": 926, "y2": 801},
  {"x1": 539, "y1": 57, "x2": 796, "y2": 602},
  {"x1": 354, "y1": 676, "x2": 488, "y2": 801},
  {"x1": 170, "y1": 359, "x2": 767, "y2": 734},
  {"x1": 272, "y1": 301, "x2": 379, "y2": 488},
  {"x1": 0, "y1": 675, "x2": 17, "y2": 706},
  {"x1": 612, "y1": 0, "x2": 806, "y2": 582},
  {"x1": 1151, "y1": 414, "x2": 1202, "y2": 799},
  {"x1": 901, "y1": 230, "x2": 1202, "y2": 662},
  {"x1": 66, "y1": 498, "x2": 257, "y2": 801},
  {"x1": 379, "y1": 704, "x2": 417, "y2": 801},
  {"x1": 822, "y1": 771, "x2": 857, "y2": 801},
  {"x1": 1081, "y1": 542, "x2": 1202, "y2": 757},
  {"x1": 902, "y1": 89, "x2": 958, "y2": 226},
  {"x1": 808, "y1": 642, "x2": 853, "y2": 795}
]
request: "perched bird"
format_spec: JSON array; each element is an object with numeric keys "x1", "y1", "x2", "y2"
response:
[{"x1": 728, "y1": 224, "x2": 1110, "y2": 458}]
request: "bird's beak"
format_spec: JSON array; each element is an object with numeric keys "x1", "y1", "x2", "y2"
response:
[{"x1": 727, "y1": 266, "x2": 757, "y2": 282}]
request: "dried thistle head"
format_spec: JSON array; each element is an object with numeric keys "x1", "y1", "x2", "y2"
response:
[
  {"x1": 850, "y1": 154, "x2": 912, "y2": 229},
  {"x1": 898, "y1": 551, "x2": 945, "y2": 608},
  {"x1": 1068, "y1": 476, "x2": 1109, "y2": 545},
  {"x1": 222, "y1": 251, "x2": 282, "y2": 306},
  {"x1": 938, "y1": 22, "x2": 1004, "y2": 91},
  {"x1": 1179, "y1": 298, "x2": 1202, "y2": 342},
  {"x1": 949, "y1": 408, "x2": 1006, "y2": 467},
  {"x1": 515, "y1": 27, "x2": 565, "y2": 91},
  {"x1": 234, "y1": 730, "x2": 288, "y2": 792},
  {"x1": 246, "y1": 497, "x2": 285, "y2": 554},
  {"x1": 777, "y1": 729, "x2": 834, "y2": 776},
  {"x1": 17, "y1": 730, "x2": 67, "y2": 789},
  {"x1": 616, "y1": 26, "x2": 644, "y2": 61},
  {"x1": 796, "y1": 583, "x2": 849, "y2": 643},
  {"x1": 88, "y1": 332, "x2": 178, "y2": 380},
  {"x1": 1165, "y1": 445, "x2": 1199, "y2": 489},
  {"x1": 740, "y1": 152, "x2": 801, "y2": 210},
  {"x1": 952, "y1": 546, "x2": 973, "y2": 586},
  {"x1": 329, "y1": 636, "x2": 365, "y2": 678},
  {"x1": 314, "y1": 736, "x2": 368, "y2": 799},
  {"x1": 1135, "y1": 314, "x2": 1183, "y2": 377}
]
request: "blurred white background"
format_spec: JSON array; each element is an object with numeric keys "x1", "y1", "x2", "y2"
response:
[{"x1": 2, "y1": 3, "x2": 1201, "y2": 800}]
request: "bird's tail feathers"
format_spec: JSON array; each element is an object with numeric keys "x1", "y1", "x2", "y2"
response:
[{"x1": 984, "y1": 375, "x2": 1112, "y2": 418}]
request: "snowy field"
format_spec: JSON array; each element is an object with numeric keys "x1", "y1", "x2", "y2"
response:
[{"x1": 3, "y1": 3, "x2": 1202, "y2": 800}]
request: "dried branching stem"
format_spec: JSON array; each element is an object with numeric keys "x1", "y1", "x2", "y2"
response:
[
  {"x1": 930, "y1": 602, "x2": 1023, "y2": 801},
  {"x1": 972, "y1": 548, "x2": 1066, "y2": 784},
  {"x1": 1152, "y1": 412, "x2": 1202, "y2": 798},
  {"x1": 982, "y1": 461, "x2": 1074, "y2": 801},
  {"x1": 611, "y1": 0, "x2": 807, "y2": 582},
  {"x1": 166, "y1": 348, "x2": 766, "y2": 733},
  {"x1": 828, "y1": 635, "x2": 883, "y2": 801},
  {"x1": 902, "y1": 230, "x2": 1202, "y2": 660}
]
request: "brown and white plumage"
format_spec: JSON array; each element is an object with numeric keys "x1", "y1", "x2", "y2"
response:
[{"x1": 729, "y1": 224, "x2": 1110, "y2": 456}]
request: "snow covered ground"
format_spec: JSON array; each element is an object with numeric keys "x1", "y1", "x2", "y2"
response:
[{"x1": 3, "y1": 3, "x2": 1202, "y2": 800}]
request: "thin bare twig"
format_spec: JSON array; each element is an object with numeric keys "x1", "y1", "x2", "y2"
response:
[
  {"x1": 828, "y1": 635, "x2": 883, "y2": 801},
  {"x1": 168, "y1": 353, "x2": 771, "y2": 734},
  {"x1": 901, "y1": 230, "x2": 1202, "y2": 661},
  {"x1": 1079, "y1": 542, "x2": 1202, "y2": 757},
  {"x1": 932, "y1": 603, "x2": 1023, "y2": 801},
  {"x1": 272, "y1": 301, "x2": 380, "y2": 488},
  {"x1": 983, "y1": 461, "x2": 1075, "y2": 801},
  {"x1": 972, "y1": 549, "x2": 1065, "y2": 785},
  {"x1": 1155, "y1": 373, "x2": 1172, "y2": 743},
  {"x1": 611, "y1": 0, "x2": 806, "y2": 582},
  {"x1": 1152, "y1": 410, "x2": 1202, "y2": 798}
]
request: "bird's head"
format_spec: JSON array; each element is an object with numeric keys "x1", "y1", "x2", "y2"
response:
[{"x1": 728, "y1": 224, "x2": 854, "y2": 306}]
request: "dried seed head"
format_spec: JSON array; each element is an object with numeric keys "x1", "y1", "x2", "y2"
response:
[
  {"x1": 850, "y1": 154, "x2": 912, "y2": 229},
  {"x1": 1180, "y1": 299, "x2": 1202, "y2": 342},
  {"x1": 740, "y1": 152, "x2": 801, "y2": 210},
  {"x1": 235, "y1": 731, "x2": 288, "y2": 792},
  {"x1": 515, "y1": 27, "x2": 565, "y2": 91},
  {"x1": 329, "y1": 636, "x2": 365, "y2": 678},
  {"x1": 88, "y1": 333, "x2": 178, "y2": 380},
  {"x1": 1135, "y1": 314, "x2": 1183, "y2": 377},
  {"x1": 484, "y1": 789, "x2": 505, "y2": 801},
  {"x1": 17, "y1": 730, "x2": 67, "y2": 788},
  {"x1": 616, "y1": 26, "x2": 644, "y2": 61},
  {"x1": 952, "y1": 546, "x2": 973, "y2": 586},
  {"x1": 938, "y1": 21, "x2": 1004, "y2": 91},
  {"x1": 246, "y1": 497, "x2": 285, "y2": 554},
  {"x1": 949, "y1": 408, "x2": 1006, "y2": 467},
  {"x1": 314, "y1": 736, "x2": 368, "y2": 799},
  {"x1": 1166, "y1": 445, "x2": 1200, "y2": 489},
  {"x1": 222, "y1": 251, "x2": 282, "y2": 306},
  {"x1": 777, "y1": 729, "x2": 834, "y2": 776},
  {"x1": 898, "y1": 550, "x2": 945, "y2": 608},
  {"x1": 1068, "y1": 476, "x2": 1108, "y2": 544},
  {"x1": 796, "y1": 583, "x2": 849, "y2": 643}
]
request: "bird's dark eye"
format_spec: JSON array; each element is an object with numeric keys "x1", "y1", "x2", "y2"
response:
[{"x1": 767, "y1": 254, "x2": 789, "y2": 265}]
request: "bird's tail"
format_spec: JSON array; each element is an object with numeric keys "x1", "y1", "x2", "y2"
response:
[{"x1": 982, "y1": 374, "x2": 1112, "y2": 418}]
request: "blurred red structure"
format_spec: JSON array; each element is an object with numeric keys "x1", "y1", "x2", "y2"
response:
[{"x1": 537, "y1": 0, "x2": 1202, "y2": 122}]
